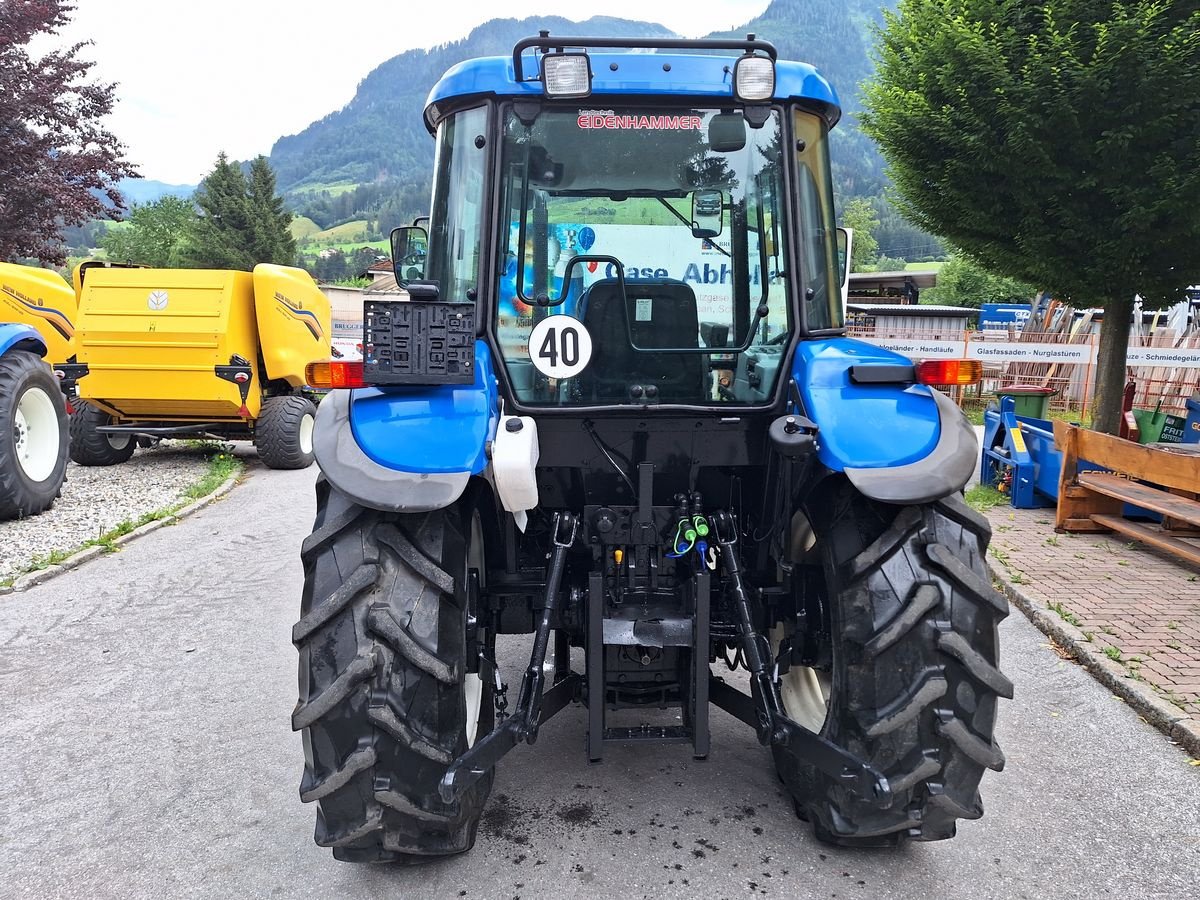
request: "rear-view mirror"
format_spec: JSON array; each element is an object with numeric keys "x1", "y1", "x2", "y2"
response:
[
  {"x1": 708, "y1": 111, "x2": 746, "y2": 153},
  {"x1": 691, "y1": 189, "x2": 723, "y2": 240},
  {"x1": 836, "y1": 227, "x2": 852, "y2": 287},
  {"x1": 837, "y1": 226, "x2": 853, "y2": 311},
  {"x1": 390, "y1": 225, "x2": 428, "y2": 285}
]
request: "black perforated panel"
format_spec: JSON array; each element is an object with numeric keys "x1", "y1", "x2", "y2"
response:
[{"x1": 362, "y1": 300, "x2": 475, "y2": 385}]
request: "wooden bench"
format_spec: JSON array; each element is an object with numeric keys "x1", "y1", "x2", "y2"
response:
[{"x1": 1054, "y1": 421, "x2": 1200, "y2": 566}]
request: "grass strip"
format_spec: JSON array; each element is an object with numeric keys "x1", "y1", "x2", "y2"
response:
[
  {"x1": 964, "y1": 483, "x2": 1008, "y2": 512},
  {"x1": 1, "y1": 443, "x2": 242, "y2": 589}
]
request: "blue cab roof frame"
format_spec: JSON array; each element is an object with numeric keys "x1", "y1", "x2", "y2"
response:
[{"x1": 423, "y1": 44, "x2": 842, "y2": 133}]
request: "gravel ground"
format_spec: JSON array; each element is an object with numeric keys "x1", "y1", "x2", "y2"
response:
[{"x1": 0, "y1": 441, "x2": 216, "y2": 581}]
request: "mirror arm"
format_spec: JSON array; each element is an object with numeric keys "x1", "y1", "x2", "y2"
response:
[{"x1": 656, "y1": 196, "x2": 694, "y2": 229}]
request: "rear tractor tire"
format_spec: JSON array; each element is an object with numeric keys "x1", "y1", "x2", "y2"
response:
[
  {"x1": 69, "y1": 403, "x2": 136, "y2": 466},
  {"x1": 773, "y1": 487, "x2": 1012, "y2": 846},
  {"x1": 255, "y1": 395, "x2": 317, "y2": 470},
  {"x1": 0, "y1": 350, "x2": 69, "y2": 519},
  {"x1": 293, "y1": 476, "x2": 493, "y2": 863}
]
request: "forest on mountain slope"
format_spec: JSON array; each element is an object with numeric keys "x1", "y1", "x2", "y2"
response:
[{"x1": 266, "y1": 0, "x2": 941, "y2": 262}]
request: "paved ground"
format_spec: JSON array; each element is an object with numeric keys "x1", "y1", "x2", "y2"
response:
[
  {"x1": 2, "y1": 461, "x2": 1199, "y2": 900},
  {"x1": 986, "y1": 504, "x2": 1200, "y2": 723},
  {"x1": 0, "y1": 442, "x2": 214, "y2": 583}
]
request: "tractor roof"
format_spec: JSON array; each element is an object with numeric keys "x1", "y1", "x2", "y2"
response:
[{"x1": 424, "y1": 51, "x2": 841, "y2": 133}]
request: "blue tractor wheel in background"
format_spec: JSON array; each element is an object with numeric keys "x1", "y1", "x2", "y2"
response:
[{"x1": 0, "y1": 349, "x2": 69, "y2": 520}]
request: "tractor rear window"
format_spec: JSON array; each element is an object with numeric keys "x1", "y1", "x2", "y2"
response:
[{"x1": 494, "y1": 105, "x2": 792, "y2": 407}]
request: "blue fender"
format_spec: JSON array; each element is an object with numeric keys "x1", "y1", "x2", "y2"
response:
[
  {"x1": 312, "y1": 341, "x2": 500, "y2": 512},
  {"x1": 0, "y1": 323, "x2": 48, "y2": 358},
  {"x1": 791, "y1": 336, "x2": 977, "y2": 504}
]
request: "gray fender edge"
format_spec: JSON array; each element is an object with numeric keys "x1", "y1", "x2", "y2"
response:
[
  {"x1": 843, "y1": 389, "x2": 977, "y2": 505},
  {"x1": 313, "y1": 389, "x2": 469, "y2": 513}
]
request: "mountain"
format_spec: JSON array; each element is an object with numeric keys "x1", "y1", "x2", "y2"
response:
[
  {"x1": 269, "y1": 1, "x2": 938, "y2": 259},
  {"x1": 116, "y1": 177, "x2": 195, "y2": 206},
  {"x1": 710, "y1": 0, "x2": 879, "y2": 110},
  {"x1": 707, "y1": 0, "x2": 893, "y2": 200},
  {"x1": 268, "y1": 16, "x2": 671, "y2": 230}
]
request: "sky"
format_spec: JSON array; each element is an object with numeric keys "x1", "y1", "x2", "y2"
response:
[{"x1": 48, "y1": 0, "x2": 771, "y2": 185}]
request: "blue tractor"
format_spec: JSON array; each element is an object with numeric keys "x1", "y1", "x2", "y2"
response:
[{"x1": 293, "y1": 34, "x2": 1011, "y2": 861}]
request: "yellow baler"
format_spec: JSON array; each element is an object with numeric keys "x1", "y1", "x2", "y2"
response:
[
  {"x1": 68, "y1": 262, "x2": 331, "y2": 470},
  {"x1": 0, "y1": 262, "x2": 78, "y2": 366}
]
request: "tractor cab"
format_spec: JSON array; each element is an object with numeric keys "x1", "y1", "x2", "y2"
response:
[{"x1": 386, "y1": 33, "x2": 844, "y2": 411}]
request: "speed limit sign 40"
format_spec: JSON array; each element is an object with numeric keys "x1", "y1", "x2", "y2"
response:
[{"x1": 528, "y1": 315, "x2": 593, "y2": 379}]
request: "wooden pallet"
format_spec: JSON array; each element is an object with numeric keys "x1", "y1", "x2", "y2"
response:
[
  {"x1": 1054, "y1": 422, "x2": 1200, "y2": 565},
  {"x1": 1088, "y1": 515, "x2": 1200, "y2": 567}
]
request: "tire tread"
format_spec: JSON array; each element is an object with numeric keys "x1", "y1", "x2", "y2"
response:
[
  {"x1": 293, "y1": 481, "x2": 491, "y2": 863},
  {"x1": 68, "y1": 401, "x2": 135, "y2": 467},
  {"x1": 0, "y1": 351, "x2": 68, "y2": 519},
  {"x1": 777, "y1": 490, "x2": 1009, "y2": 846},
  {"x1": 255, "y1": 395, "x2": 316, "y2": 470}
]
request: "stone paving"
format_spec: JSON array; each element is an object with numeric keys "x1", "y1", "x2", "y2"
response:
[{"x1": 985, "y1": 503, "x2": 1200, "y2": 745}]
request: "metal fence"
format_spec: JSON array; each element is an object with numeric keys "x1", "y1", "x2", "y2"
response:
[{"x1": 848, "y1": 326, "x2": 1200, "y2": 415}]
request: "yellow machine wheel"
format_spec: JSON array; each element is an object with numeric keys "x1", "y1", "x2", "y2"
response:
[
  {"x1": 69, "y1": 403, "x2": 136, "y2": 466},
  {"x1": 255, "y1": 395, "x2": 317, "y2": 470}
]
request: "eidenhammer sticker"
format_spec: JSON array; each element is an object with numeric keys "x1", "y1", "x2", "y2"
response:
[
  {"x1": 528, "y1": 315, "x2": 593, "y2": 379},
  {"x1": 577, "y1": 111, "x2": 703, "y2": 131}
]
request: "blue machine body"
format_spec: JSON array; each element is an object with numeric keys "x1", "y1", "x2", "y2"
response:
[
  {"x1": 0, "y1": 322, "x2": 48, "y2": 358},
  {"x1": 343, "y1": 334, "x2": 950, "y2": 487},
  {"x1": 982, "y1": 401, "x2": 1167, "y2": 519},
  {"x1": 349, "y1": 341, "x2": 499, "y2": 476},
  {"x1": 1184, "y1": 393, "x2": 1200, "y2": 443},
  {"x1": 791, "y1": 337, "x2": 941, "y2": 471},
  {"x1": 424, "y1": 52, "x2": 841, "y2": 130},
  {"x1": 980, "y1": 398, "x2": 1063, "y2": 508}
]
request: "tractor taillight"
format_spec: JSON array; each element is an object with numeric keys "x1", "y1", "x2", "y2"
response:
[
  {"x1": 306, "y1": 360, "x2": 365, "y2": 389},
  {"x1": 915, "y1": 360, "x2": 983, "y2": 386}
]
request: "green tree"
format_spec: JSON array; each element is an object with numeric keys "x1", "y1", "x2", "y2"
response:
[
  {"x1": 188, "y1": 153, "x2": 297, "y2": 270},
  {"x1": 922, "y1": 255, "x2": 1037, "y2": 310},
  {"x1": 246, "y1": 156, "x2": 296, "y2": 265},
  {"x1": 841, "y1": 198, "x2": 880, "y2": 272},
  {"x1": 100, "y1": 196, "x2": 195, "y2": 267},
  {"x1": 187, "y1": 153, "x2": 254, "y2": 270},
  {"x1": 862, "y1": 1, "x2": 1200, "y2": 433},
  {"x1": 872, "y1": 254, "x2": 909, "y2": 273},
  {"x1": 0, "y1": 1, "x2": 136, "y2": 263}
]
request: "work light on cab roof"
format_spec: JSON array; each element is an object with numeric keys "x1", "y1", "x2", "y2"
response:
[
  {"x1": 540, "y1": 51, "x2": 591, "y2": 98},
  {"x1": 524, "y1": 31, "x2": 778, "y2": 105}
]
